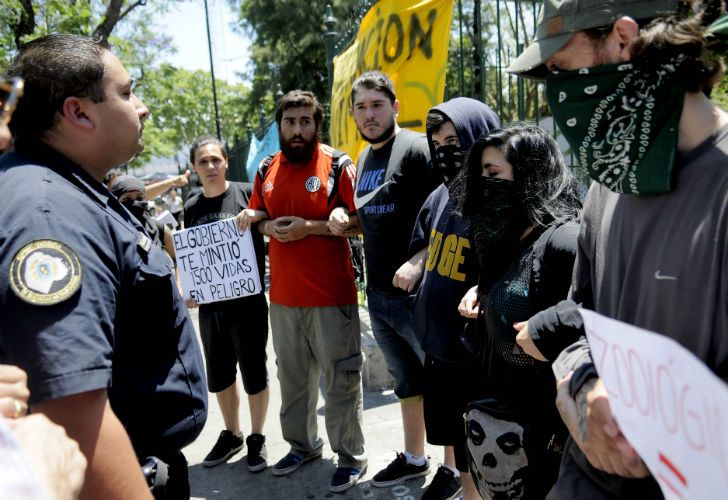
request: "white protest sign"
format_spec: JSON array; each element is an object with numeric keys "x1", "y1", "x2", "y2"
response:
[
  {"x1": 172, "y1": 218, "x2": 261, "y2": 304},
  {"x1": 581, "y1": 309, "x2": 728, "y2": 500},
  {"x1": 155, "y1": 209, "x2": 178, "y2": 228}
]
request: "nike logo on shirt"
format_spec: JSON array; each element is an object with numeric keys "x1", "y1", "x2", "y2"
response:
[
  {"x1": 654, "y1": 270, "x2": 677, "y2": 281},
  {"x1": 354, "y1": 180, "x2": 392, "y2": 209}
]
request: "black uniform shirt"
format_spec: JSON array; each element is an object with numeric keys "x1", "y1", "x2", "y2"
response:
[{"x1": 0, "y1": 142, "x2": 208, "y2": 457}]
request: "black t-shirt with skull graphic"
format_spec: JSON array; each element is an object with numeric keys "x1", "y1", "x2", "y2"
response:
[{"x1": 464, "y1": 221, "x2": 577, "y2": 500}]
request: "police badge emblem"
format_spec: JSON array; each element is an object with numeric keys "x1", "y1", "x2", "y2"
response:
[{"x1": 9, "y1": 240, "x2": 82, "y2": 305}]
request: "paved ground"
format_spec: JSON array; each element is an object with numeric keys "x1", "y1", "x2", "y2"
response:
[{"x1": 183, "y1": 305, "x2": 444, "y2": 500}]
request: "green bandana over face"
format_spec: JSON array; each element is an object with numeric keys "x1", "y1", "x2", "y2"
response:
[{"x1": 546, "y1": 57, "x2": 686, "y2": 194}]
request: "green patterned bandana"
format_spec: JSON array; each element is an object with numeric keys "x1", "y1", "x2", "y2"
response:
[{"x1": 546, "y1": 57, "x2": 686, "y2": 194}]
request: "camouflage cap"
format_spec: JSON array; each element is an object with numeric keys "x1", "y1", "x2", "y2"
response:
[{"x1": 507, "y1": 0, "x2": 683, "y2": 79}]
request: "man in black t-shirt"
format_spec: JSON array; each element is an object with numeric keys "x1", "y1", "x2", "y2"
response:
[
  {"x1": 184, "y1": 136, "x2": 270, "y2": 473},
  {"x1": 338, "y1": 71, "x2": 440, "y2": 488}
]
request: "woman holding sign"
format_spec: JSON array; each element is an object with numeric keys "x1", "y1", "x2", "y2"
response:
[{"x1": 184, "y1": 136, "x2": 271, "y2": 472}]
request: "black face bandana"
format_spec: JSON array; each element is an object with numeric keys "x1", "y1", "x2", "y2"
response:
[
  {"x1": 122, "y1": 199, "x2": 152, "y2": 225},
  {"x1": 468, "y1": 177, "x2": 531, "y2": 288},
  {"x1": 546, "y1": 56, "x2": 686, "y2": 194},
  {"x1": 433, "y1": 144, "x2": 468, "y2": 184}
]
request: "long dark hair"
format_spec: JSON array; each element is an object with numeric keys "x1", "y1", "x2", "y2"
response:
[{"x1": 460, "y1": 125, "x2": 581, "y2": 227}]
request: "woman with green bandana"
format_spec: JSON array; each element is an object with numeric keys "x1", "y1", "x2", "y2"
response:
[
  {"x1": 456, "y1": 125, "x2": 581, "y2": 499},
  {"x1": 508, "y1": 1, "x2": 728, "y2": 499}
]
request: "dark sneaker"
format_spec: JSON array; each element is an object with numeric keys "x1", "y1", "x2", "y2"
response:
[
  {"x1": 422, "y1": 466, "x2": 462, "y2": 500},
  {"x1": 202, "y1": 430, "x2": 244, "y2": 467},
  {"x1": 245, "y1": 434, "x2": 268, "y2": 472},
  {"x1": 371, "y1": 452, "x2": 430, "y2": 487},
  {"x1": 329, "y1": 464, "x2": 367, "y2": 493},
  {"x1": 271, "y1": 449, "x2": 323, "y2": 477}
]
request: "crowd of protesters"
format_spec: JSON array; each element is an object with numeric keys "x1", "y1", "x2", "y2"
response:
[{"x1": 1, "y1": 0, "x2": 728, "y2": 499}]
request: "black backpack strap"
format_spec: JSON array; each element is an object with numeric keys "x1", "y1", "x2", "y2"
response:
[
  {"x1": 256, "y1": 154, "x2": 276, "y2": 183},
  {"x1": 354, "y1": 131, "x2": 422, "y2": 196},
  {"x1": 354, "y1": 145, "x2": 371, "y2": 192},
  {"x1": 530, "y1": 219, "x2": 580, "y2": 312},
  {"x1": 327, "y1": 149, "x2": 354, "y2": 205},
  {"x1": 253, "y1": 154, "x2": 276, "y2": 212}
]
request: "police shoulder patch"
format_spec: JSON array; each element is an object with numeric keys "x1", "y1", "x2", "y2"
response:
[{"x1": 9, "y1": 240, "x2": 82, "y2": 306}]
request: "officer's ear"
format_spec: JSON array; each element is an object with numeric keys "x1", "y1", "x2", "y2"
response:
[{"x1": 60, "y1": 96, "x2": 95, "y2": 131}]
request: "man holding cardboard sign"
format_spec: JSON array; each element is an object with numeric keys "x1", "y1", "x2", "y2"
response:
[{"x1": 509, "y1": 1, "x2": 728, "y2": 498}]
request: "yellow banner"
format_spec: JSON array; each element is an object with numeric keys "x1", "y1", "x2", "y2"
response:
[{"x1": 330, "y1": 0, "x2": 453, "y2": 159}]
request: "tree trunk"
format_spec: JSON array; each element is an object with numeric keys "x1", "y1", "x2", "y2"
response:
[
  {"x1": 13, "y1": 0, "x2": 36, "y2": 48},
  {"x1": 93, "y1": 0, "x2": 146, "y2": 40}
]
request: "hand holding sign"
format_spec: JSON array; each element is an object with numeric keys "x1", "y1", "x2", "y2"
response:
[
  {"x1": 172, "y1": 217, "x2": 262, "y2": 304},
  {"x1": 236, "y1": 208, "x2": 267, "y2": 232},
  {"x1": 580, "y1": 310, "x2": 728, "y2": 499}
]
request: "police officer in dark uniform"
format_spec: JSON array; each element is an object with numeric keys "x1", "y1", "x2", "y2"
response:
[{"x1": 0, "y1": 34, "x2": 207, "y2": 500}]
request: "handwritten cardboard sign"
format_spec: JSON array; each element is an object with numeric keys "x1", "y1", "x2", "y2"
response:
[
  {"x1": 581, "y1": 309, "x2": 728, "y2": 500},
  {"x1": 172, "y1": 218, "x2": 261, "y2": 304}
]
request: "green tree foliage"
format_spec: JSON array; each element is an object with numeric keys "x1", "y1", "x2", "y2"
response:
[
  {"x1": 444, "y1": 0, "x2": 547, "y2": 123},
  {"x1": 132, "y1": 64, "x2": 249, "y2": 167},
  {"x1": 0, "y1": 0, "x2": 249, "y2": 164},
  {"x1": 230, "y1": 0, "x2": 358, "y2": 127},
  {"x1": 0, "y1": 0, "x2": 176, "y2": 72},
  {"x1": 232, "y1": 0, "x2": 547, "y2": 130}
]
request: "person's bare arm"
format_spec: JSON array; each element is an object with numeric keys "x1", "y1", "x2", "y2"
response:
[
  {"x1": 393, "y1": 247, "x2": 427, "y2": 292},
  {"x1": 514, "y1": 321, "x2": 548, "y2": 361},
  {"x1": 266, "y1": 216, "x2": 332, "y2": 242},
  {"x1": 236, "y1": 209, "x2": 268, "y2": 232},
  {"x1": 328, "y1": 207, "x2": 362, "y2": 237},
  {"x1": 458, "y1": 285, "x2": 480, "y2": 318},
  {"x1": 33, "y1": 389, "x2": 152, "y2": 500},
  {"x1": 145, "y1": 170, "x2": 190, "y2": 199},
  {"x1": 163, "y1": 226, "x2": 175, "y2": 259},
  {"x1": 555, "y1": 374, "x2": 649, "y2": 478}
]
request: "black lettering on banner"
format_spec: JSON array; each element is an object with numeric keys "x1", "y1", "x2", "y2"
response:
[
  {"x1": 409, "y1": 9, "x2": 436, "y2": 59},
  {"x1": 383, "y1": 14, "x2": 404, "y2": 63}
]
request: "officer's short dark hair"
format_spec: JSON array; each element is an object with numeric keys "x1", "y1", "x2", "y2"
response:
[
  {"x1": 8, "y1": 33, "x2": 109, "y2": 141},
  {"x1": 189, "y1": 136, "x2": 228, "y2": 165},
  {"x1": 350, "y1": 71, "x2": 396, "y2": 106},
  {"x1": 275, "y1": 90, "x2": 323, "y2": 130}
]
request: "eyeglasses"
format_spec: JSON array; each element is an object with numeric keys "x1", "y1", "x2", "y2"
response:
[{"x1": 0, "y1": 77, "x2": 24, "y2": 123}]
